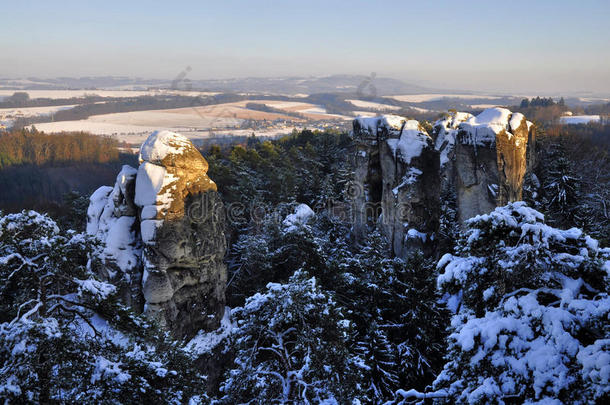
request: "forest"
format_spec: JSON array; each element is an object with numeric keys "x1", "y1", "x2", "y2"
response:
[{"x1": 0, "y1": 120, "x2": 608, "y2": 403}]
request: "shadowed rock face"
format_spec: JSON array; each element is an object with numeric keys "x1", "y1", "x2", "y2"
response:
[
  {"x1": 88, "y1": 131, "x2": 226, "y2": 338},
  {"x1": 352, "y1": 115, "x2": 439, "y2": 257}
]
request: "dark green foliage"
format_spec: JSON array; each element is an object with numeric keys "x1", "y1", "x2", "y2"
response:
[
  {"x1": 534, "y1": 126, "x2": 610, "y2": 244},
  {"x1": 329, "y1": 231, "x2": 448, "y2": 401},
  {"x1": 206, "y1": 129, "x2": 352, "y2": 225}
]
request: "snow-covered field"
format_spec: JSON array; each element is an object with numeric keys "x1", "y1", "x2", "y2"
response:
[
  {"x1": 389, "y1": 93, "x2": 503, "y2": 103},
  {"x1": 346, "y1": 99, "x2": 401, "y2": 111},
  {"x1": 31, "y1": 120, "x2": 308, "y2": 145},
  {"x1": 559, "y1": 115, "x2": 601, "y2": 124},
  {"x1": 0, "y1": 104, "x2": 78, "y2": 127},
  {"x1": 0, "y1": 105, "x2": 76, "y2": 117},
  {"x1": 0, "y1": 89, "x2": 219, "y2": 100},
  {"x1": 27, "y1": 99, "x2": 351, "y2": 144},
  {"x1": 353, "y1": 111, "x2": 378, "y2": 117},
  {"x1": 27, "y1": 98, "x2": 352, "y2": 144},
  {"x1": 470, "y1": 103, "x2": 503, "y2": 109}
]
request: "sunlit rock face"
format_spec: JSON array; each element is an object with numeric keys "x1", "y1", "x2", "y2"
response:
[
  {"x1": 450, "y1": 108, "x2": 534, "y2": 224},
  {"x1": 352, "y1": 115, "x2": 440, "y2": 257},
  {"x1": 88, "y1": 131, "x2": 226, "y2": 338},
  {"x1": 352, "y1": 109, "x2": 534, "y2": 258}
]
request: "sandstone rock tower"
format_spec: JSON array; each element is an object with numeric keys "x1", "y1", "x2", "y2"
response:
[
  {"x1": 352, "y1": 108, "x2": 534, "y2": 256},
  {"x1": 352, "y1": 115, "x2": 440, "y2": 258},
  {"x1": 434, "y1": 108, "x2": 534, "y2": 224},
  {"x1": 87, "y1": 131, "x2": 226, "y2": 337}
]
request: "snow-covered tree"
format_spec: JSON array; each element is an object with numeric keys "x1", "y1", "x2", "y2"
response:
[
  {"x1": 430, "y1": 202, "x2": 610, "y2": 404},
  {"x1": 219, "y1": 270, "x2": 364, "y2": 403},
  {"x1": 332, "y1": 231, "x2": 448, "y2": 402},
  {"x1": 0, "y1": 210, "x2": 206, "y2": 403},
  {"x1": 227, "y1": 203, "x2": 328, "y2": 307}
]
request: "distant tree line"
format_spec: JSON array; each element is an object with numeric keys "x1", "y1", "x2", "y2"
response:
[
  {"x1": 0, "y1": 128, "x2": 119, "y2": 169},
  {"x1": 0, "y1": 91, "x2": 116, "y2": 108},
  {"x1": 583, "y1": 101, "x2": 610, "y2": 116},
  {"x1": 520, "y1": 96, "x2": 565, "y2": 108},
  {"x1": 244, "y1": 102, "x2": 305, "y2": 119},
  {"x1": 515, "y1": 98, "x2": 569, "y2": 125}
]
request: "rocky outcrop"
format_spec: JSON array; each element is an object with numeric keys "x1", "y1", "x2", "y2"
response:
[
  {"x1": 434, "y1": 112, "x2": 474, "y2": 193},
  {"x1": 353, "y1": 108, "x2": 535, "y2": 257},
  {"x1": 352, "y1": 115, "x2": 439, "y2": 257},
  {"x1": 436, "y1": 108, "x2": 534, "y2": 224},
  {"x1": 88, "y1": 131, "x2": 226, "y2": 337}
]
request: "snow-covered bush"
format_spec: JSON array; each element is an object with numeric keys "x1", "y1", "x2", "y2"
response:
[
  {"x1": 0, "y1": 210, "x2": 206, "y2": 403},
  {"x1": 433, "y1": 202, "x2": 610, "y2": 404},
  {"x1": 219, "y1": 270, "x2": 364, "y2": 403}
]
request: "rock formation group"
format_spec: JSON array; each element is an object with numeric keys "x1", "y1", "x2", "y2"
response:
[
  {"x1": 352, "y1": 107, "x2": 535, "y2": 257},
  {"x1": 87, "y1": 107, "x2": 534, "y2": 336}
]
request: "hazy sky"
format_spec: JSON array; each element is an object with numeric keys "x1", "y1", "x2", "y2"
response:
[{"x1": 1, "y1": 0, "x2": 609, "y2": 94}]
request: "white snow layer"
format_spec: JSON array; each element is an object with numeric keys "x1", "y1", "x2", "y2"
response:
[
  {"x1": 434, "y1": 112, "x2": 474, "y2": 167},
  {"x1": 385, "y1": 120, "x2": 430, "y2": 164},
  {"x1": 559, "y1": 115, "x2": 601, "y2": 125},
  {"x1": 185, "y1": 308, "x2": 234, "y2": 355},
  {"x1": 87, "y1": 166, "x2": 140, "y2": 274},
  {"x1": 435, "y1": 108, "x2": 533, "y2": 160},
  {"x1": 354, "y1": 114, "x2": 431, "y2": 164},
  {"x1": 134, "y1": 162, "x2": 167, "y2": 207},
  {"x1": 354, "y1": 114, "x2": 409, "y2": 135},
  {"x1": 459, "y1": 108, "x2": 533, "y2": 146},
  {"x1": 283, "y1": 204, "x2": 315, "y2": 232},
  {"x1": 139, "y1": 130, "x2": 192, "y2": 164}
]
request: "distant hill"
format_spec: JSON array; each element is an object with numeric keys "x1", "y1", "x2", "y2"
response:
[
  {"x1": 0, "y1": 75, "x2": 434, "y2": 96},
  {"x1": 188, "y1": 74, "x2": 433, "y2": 96}
]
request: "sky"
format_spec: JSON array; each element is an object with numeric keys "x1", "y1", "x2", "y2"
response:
[{"x1": 1, "y1": 0, "x2": 609, "y2": 94}]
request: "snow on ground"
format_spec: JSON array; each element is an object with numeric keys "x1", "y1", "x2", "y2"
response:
[
  {"x1": 0, "y1": 105, "x2": 77, "y2": 127},
  {"x1": 346, "y1": 99, "x2": 401, "y2": 111},
  {"x1": 283, "y1": 204, "x2": 315, "y2": 232},
  {"x1": 0, "y1": 105, "x2": 77, "y2": 117},
  {"x1": 27, "y1": 98, "x2": 352, "y2": 144},
  {"x1": 470, "y1": 103, "x2": 502, "y2": 109},
  {"x1": 559, "y1": 115, "x2": 601, "y2": 125},
  {"x1": 352, "y1": 110, "x2": 378, "y2": 117},
  {"x1": 578, "y1": 97, "x2": 610, "y2": 103},
  {"x1": 261, "y1": 101, "x2": 313, "y2": 109},
  {"x1": 406, "y1": 106, "x2": 431, "y2": 113},
  {"x1": 29, "y1": 107, "x2": 244, "y2": 138},
  {"x1": 390, "y1": 94, "x2": 503, "y2": 103},
  {"x1": 0, "y1": 89, "x2": 219, "y2": 100},
  {"x1": 31, "y1": 120, "x2": 162, "y2": 137},
  {"x1": 30, "y1": 120, "x2": 314, "y2": 145},
  {"x1": 185, "y1": 308, "x2": 234, "y2": 355}
]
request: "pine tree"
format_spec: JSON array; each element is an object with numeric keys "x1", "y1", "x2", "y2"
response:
[
  {"x1": 432, "y1": 202, "x2": 610, "y2": 404},
  {"x1": 540, "y1": 138, "x2": 581, "y2": 227},
  {"x1": 0, "y1": 210, "x2": 206, "y2": 402},
  {"x1": 219, "y1": 270, "x2": 364, "y2": 403}
]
